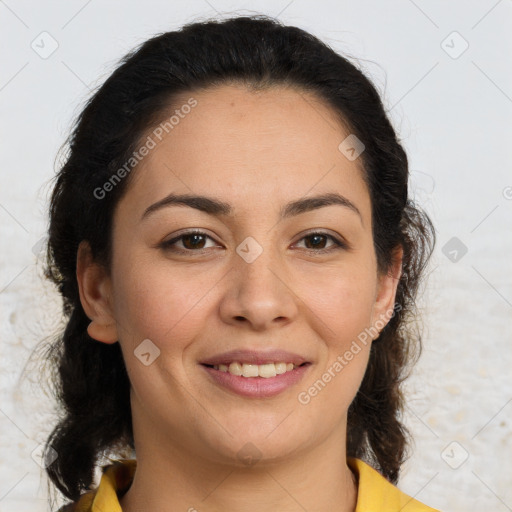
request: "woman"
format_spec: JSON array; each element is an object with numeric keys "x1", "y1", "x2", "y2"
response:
[{"x1": 40, "y1": 14, "x2": 437, "y2": 512}]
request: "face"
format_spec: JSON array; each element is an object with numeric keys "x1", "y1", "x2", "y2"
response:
[{"x1": 86, "y1": 84, "x2": 399, "y2": 466}]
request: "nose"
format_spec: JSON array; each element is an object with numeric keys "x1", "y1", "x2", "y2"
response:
[{"x1": 218, "y1": 238, "x2": 298, "y2": 331}]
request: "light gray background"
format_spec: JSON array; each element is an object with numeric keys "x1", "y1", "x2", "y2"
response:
[{"x1": 1, "y1": 1, "x2": 511, "y2": 511}]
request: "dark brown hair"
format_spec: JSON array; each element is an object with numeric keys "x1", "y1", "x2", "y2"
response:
[{"x1": 33, "y1": 14, "x2": 435, "y2": 508}]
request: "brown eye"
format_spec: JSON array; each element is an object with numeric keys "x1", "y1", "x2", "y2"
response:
[
  {"x1": 160, "y1": 230, "x2": 347, "y2": 255},
  {"x1": 295, "y1": 232, "x2": 347, "y2": 253},
  {"x1": 304, "y1": 233, "x2": 329, "y2": 250},
  {"x1": 160, "y1": 230, "x2": 218, "y2": 253},
  {"x1": 180, "y1": 233, "x2": 208, "y2": 250}
]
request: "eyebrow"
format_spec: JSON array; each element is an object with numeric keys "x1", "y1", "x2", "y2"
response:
[{"x1": 141, "y1": 192, "x2": 362, "y2": 223}]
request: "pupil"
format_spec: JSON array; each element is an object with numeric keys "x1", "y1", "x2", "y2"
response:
[
  {"x1": 185, "y1": 234, "x2": 204, "y2": 249},
  {"x1": 308, "y1": 234, "x2": 325, "y2": 249}
]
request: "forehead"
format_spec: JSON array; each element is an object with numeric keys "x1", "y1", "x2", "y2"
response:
[{"x1": 120, "y1": 83, "x2": 371, "y2": 222}]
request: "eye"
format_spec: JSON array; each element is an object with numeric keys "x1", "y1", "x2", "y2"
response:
[
  {"x1": 293, "y1": 231, "x2": 348, "y2": 253},
  {"x1": 160, "y1": 230, "x2": 218, "y2": 253},
  {"x1": 160, "y1": 230, "x2": 348, "y2": 255}
]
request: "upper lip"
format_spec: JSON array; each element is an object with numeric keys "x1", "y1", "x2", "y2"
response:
[{"x1": 200, "y1": 349, "x2": 310, "y2": 366}]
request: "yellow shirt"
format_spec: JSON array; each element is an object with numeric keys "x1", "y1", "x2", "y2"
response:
[{"x1": 58, "y1": 457, "x2": 439, "y2": 511}]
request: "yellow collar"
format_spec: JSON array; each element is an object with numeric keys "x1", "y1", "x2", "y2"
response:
[
  {"x1": 65, "y1": 457, "x2": 438, "y2": 511},
  {"x1": 347, "y1": 458, "x2": 439, "y2": 511}
]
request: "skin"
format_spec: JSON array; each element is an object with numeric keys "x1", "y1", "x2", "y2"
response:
[{"x1": 77, "y1": 83, "x2": 402, "y2": 512}]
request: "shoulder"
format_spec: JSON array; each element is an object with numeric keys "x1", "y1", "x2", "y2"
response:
[{"x1": 348, "y1": 458, "x2": 440, "y2": 512}]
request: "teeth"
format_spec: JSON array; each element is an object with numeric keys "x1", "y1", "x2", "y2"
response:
[
  {"x1": 242, "y1": 364, "x2": 259, "y2": 378},
  {"x1": 212, "y1": 362, "x2": 299, "y2": 378}
]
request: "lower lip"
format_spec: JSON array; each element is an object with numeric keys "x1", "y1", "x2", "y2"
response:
[{"x1": 201, "y1": 364, "x2": 311, "y2": 398}]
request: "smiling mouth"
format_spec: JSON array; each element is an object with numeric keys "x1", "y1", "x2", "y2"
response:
[{"x1": 202, "y1": 361, "x2": 310, "y2": 378}]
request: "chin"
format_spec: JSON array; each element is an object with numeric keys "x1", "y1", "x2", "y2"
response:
[{"x1": 205, "y1": 420, "x2": 314, "y2": 466}]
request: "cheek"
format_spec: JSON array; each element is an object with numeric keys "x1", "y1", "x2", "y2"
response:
[
  {"x1": 296, "y1": 270, "x2": 374, "y2": 414},
  {"x1": 111, "y1": 259, "x2": 207, "y2": 399},
  {"x1": 297, "y1": 259, "x2": 377, "y2": 343},
  {"x1": 293, "y1": 257, "x2": 376, "y2": 403},
  {"x1": 111, "y1": 254, "x2": 214, "y2": 349}
]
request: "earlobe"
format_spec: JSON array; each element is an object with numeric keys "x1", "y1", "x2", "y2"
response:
[
  {"x1": 87, "y1": 321, "x2": 118, "y2": 344},
  {"x1": 370, "y1": 246, "x2": 403, "y2": 336},
  {"x1": 76, "y1": 240, "x2": 118, "y2": 344}
]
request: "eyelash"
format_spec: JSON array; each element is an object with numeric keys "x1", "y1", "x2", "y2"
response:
[{"x1": 160, "y1": 230, "x2": 348, "y2": 255}]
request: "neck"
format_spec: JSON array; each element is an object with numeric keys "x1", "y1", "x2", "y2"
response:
[{"x1": 120, "y1": 414, "x2": 358, "y2": 512}]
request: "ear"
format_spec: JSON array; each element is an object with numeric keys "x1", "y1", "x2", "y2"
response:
[
  {"x1": 76, "y1": 240, "x2": 118, "y2": 344},
  {"x1": 370, "y1": 245, "x2": 403, "y2": 338}
]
